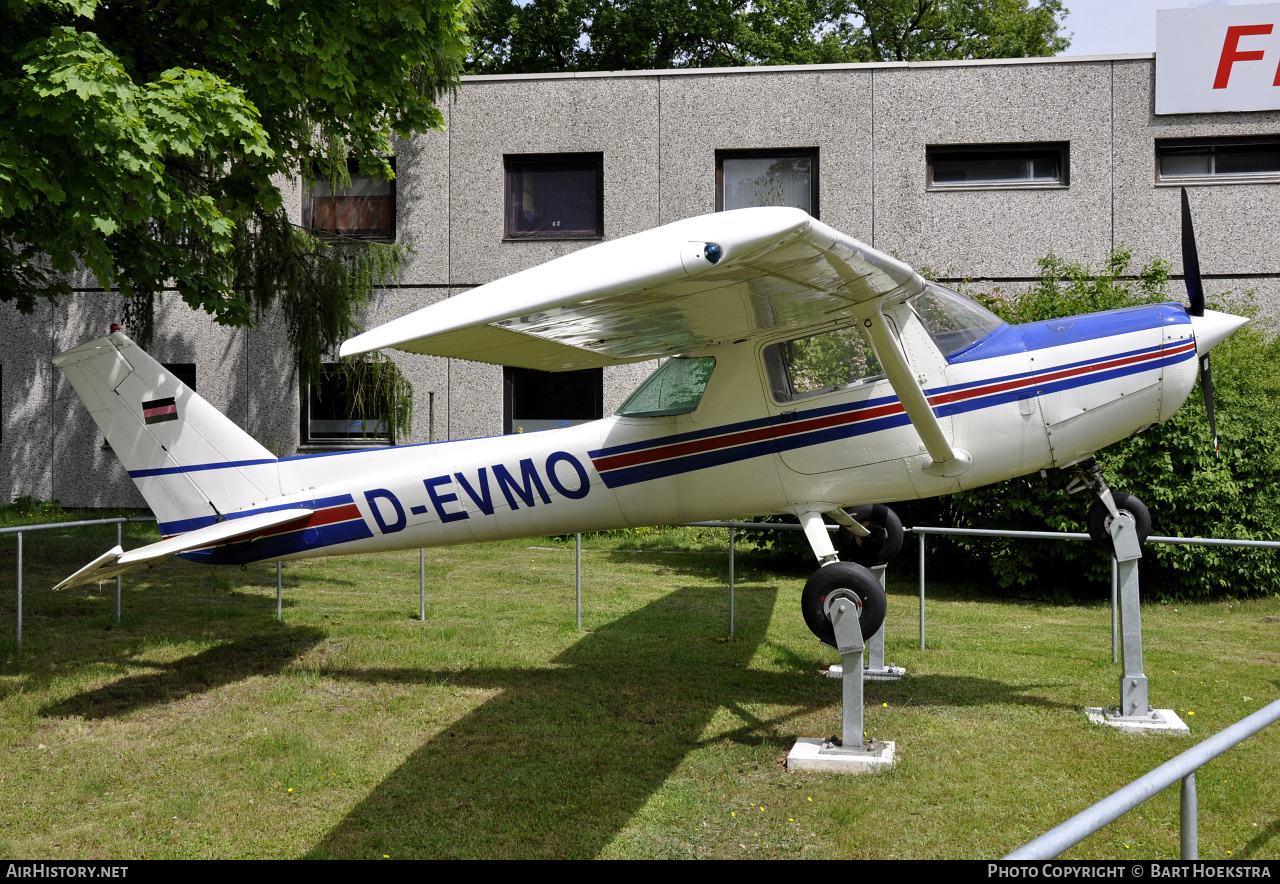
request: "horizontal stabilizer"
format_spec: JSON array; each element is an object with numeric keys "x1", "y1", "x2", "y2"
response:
[{"x1": 53, "y1": 508, "x2": 314, "y2": 591}]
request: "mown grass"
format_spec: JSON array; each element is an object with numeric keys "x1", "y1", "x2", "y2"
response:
[{"x1": 0, "y1": 519, "x2": 1276, "y2": 859}]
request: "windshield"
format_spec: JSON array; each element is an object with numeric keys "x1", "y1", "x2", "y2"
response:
[
  {"x1": 907, "y1": 282, "x2": 1005, "y2": 358},
  {"x1": 616, "y1": 357, "x2": 716, "y2": 417}
]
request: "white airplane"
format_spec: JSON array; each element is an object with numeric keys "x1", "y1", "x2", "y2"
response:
[{"x1": 51, "y1": 198, "x2": 1246, "y2": 647}]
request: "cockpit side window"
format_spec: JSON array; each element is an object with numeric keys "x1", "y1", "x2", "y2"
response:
[
  {"x1": 907, "y1": 282, "x2": 1005, "y2": 358},
  {"x1": 616, "y1": 357, "x2": 716, "y2": 417},
  {"x1": 764, "y1": 325, "x2": 885, "y2": 402}
]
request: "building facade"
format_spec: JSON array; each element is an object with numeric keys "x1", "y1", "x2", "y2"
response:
[{"x1": 5, "y1": 53, "x2": 1280, "y2": 508}]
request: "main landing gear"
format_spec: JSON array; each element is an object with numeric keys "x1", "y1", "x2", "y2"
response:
[
  {"x1": 1068, "y1": 458, "x2": 1186, "y2": 734},
  {"x1": 787, "y1": 505, "x2": 904, "y2": 772}
]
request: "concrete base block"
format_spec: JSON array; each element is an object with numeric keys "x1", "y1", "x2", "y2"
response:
[
  {"x1": 1085, "y1": 707, "x2": 1190, "y2": 735},
  {"x1": 786, "y1": 738, "x2": 896, "y2": 773},
  {"x1": 824, "y1": 664, "x2": 906, "y2": 681}
]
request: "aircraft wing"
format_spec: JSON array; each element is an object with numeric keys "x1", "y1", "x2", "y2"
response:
[
  {"x1": 340, "y1": 207, "x2": 923, "y2": 370},
  {"x1": 53, "y1": 509, "x2": 314, "y2": 591}
]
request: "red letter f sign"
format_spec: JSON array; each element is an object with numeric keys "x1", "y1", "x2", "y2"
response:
[{"x1": 1213, "y1": 24, "x2": 1276, "y2": 88}]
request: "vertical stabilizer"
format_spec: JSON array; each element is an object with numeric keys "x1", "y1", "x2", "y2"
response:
[{"x1": 53, "y1": 332, "x2": 281, "y2": 532}]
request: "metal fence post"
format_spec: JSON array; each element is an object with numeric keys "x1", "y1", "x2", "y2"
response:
[
  {"x1": 728, "y1": 526, "x2": 735, "y2": 640},
  {"x1": 15, "y1": 532, "x2": 22, "y2": 654},
  {"x1": 115, "y1": 521, "x2": 122, "y2": 625},
  {"x1": 276, "y1": 562, "x2": 282, "y2": 621},
  {"x1": 1181, "y1": 773, "x2": 1198, "y2": 860},
  {"x1": 1111, "y1": 557, "x2": 1119, "y2": 665},
  {"x1": 575, "y1": 533, "x2": 582, "y2": 631},
  {"x1": 918, "y1": 532, "x2": 926, "y2": 650}
]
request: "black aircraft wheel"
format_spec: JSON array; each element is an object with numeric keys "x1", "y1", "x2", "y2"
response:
[
  {"x1": 801, "y1": 561, "x2": 887, "y2": 648},
  {"x1": 1087, "y1": 492, "x2": 1151, "y2": 554},
  {"x1": 835, "y1": 504, "x2": 904, "y2": 567}
]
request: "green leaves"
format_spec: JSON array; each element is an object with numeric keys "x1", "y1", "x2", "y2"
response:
[
  {"x1": 467, "y1": 0, "x2": 1068, "y2": 72},
  {"x1": 2, "y1": 0, "x2": 472, "y2": 378}
]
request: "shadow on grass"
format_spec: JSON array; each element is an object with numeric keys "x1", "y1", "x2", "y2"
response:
[
  {"x1": 39, "y1": 625, "x2": 326, "y2": 719},
  {"x1": 307, "y1": 584, "x2": 818, "y2": 859},
  {"x1": 872, "y1": 674, "x2": 1076, "y2": 711}
]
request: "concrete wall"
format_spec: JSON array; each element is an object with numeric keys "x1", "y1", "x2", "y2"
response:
[{"x1": 8, "y1": 54, "x2": 1280, "y2": 507}]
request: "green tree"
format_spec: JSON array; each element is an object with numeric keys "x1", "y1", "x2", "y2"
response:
[
  {"x1": 1, "y1": 0, "x2": 471, "y2": 404},
  {"x1": 468, "y1": 0, "x2": 1068, "y2": 73}
]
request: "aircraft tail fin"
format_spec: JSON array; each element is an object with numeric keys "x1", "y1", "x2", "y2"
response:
[{"x1": 53, "y1": 332, "x2": 281, "y2": 532}]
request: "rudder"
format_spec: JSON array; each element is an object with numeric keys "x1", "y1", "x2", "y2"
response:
[{"x1": 54, "y1": 332, "x2": 281, "y2": 533}]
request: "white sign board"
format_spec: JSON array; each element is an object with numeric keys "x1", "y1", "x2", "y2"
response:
[{"x1": 1157, "y1": 3, "x2": 1280, "y2": 114}]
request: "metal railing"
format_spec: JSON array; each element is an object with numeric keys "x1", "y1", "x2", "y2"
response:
[
  {"x1": 912, "y1": 526, "x2": 1280, "y2": 656},
  {"x1": 1, "y1": 516, "x2": 156, "y2": 652},
  {"x1": 1007, "y1": 696, "x2": 1280, "y2": 859}
]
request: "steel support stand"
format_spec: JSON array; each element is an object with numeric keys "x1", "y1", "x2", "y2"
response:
[
  {"x1": 1085, "y1": 515, "x2": 1188, "y2": 734},
  {"x1": 276, "y1": 562, "x2": 282, "y2": 622},
  {"x1": 788, "y1": 589, "x2": 896, "y2": 772},
  {"x1": 575, "y1": 533, "x2": 582, "y2": 631},
  {"x1": 827, "y1": 565, "x2": 904, "y2": 681},
  {"x1": 420, "y1": 549, "x2": 426, "y2": 622}
]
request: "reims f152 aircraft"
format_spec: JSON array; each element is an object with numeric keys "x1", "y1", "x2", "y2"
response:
[{"x1": 52, "y1": 198, "x2": 1246, "y2": 646}]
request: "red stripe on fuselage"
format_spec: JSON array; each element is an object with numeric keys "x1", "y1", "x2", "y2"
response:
[{"x1": 594, "y1": 343, "x2": 1186, "y2": 473}]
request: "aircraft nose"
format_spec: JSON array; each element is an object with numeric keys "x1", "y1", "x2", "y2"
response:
[{"x1": 1190, "y1": 309, "x2": 1249, "y2": 358}]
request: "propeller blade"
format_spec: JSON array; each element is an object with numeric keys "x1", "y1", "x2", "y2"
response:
[
  {"x1": 1200, "y1": 354, "x2": 1219, "y2": 457},
  {"x1": 1181, "y1": 187, "x2": 1205, "y2": 317}
]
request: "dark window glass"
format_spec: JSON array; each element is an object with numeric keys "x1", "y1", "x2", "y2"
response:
[
  {"x1": 162, "y1": 363, "x2": 196, "y2": 391},
  {"x1": 927, "y1": 143, "x2": 1068, "y2": 189},
  {"x1": 504, "y1": 367, "x2": 603, "y2": 433},
  {"x1": 716, "y1": 149, "x2": 818, "y2": 216},
  {"x1": 303, "y1": 159, "x2": 396, "y2": 241},
  {"x1": 1158, "y1": 139, "x2": 1280, "y2": 182},
  {"x1": 504, "y1": 154, "x2": 603, "y2": 239},
  {"x1": 302, "y1": 364, "x2": 389, "y2": 445}
]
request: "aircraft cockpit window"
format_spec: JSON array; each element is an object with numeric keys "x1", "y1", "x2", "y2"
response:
[
  {"x1": 616, "y1": 357, "x2": 716, "y2": 417},
  {"x1": 908, "y1": 283, "x2": 1005, "y2": 358},
  {"x1": 765, "y1": 326, "x2": 885, "y2": 402}
]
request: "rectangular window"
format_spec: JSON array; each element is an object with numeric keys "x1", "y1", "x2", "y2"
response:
[
  {"x1": 764, "y1": 328, "x2": 882, "y2": 403},
  {"x1": 1157, "y1": 137, "x2": 1280, "y2": 184},
  {"x1": 716, "y1": 149, "x2": 818, "y2": 216},
  {"x1": 301, "y1": 364, "x2": 389, "y2": 446},
  {"x1": 927, "y1": 143, "x2": 1068, "y2": 190},
  {"x1": 503, "y1": 367, "x2": 603, "y2": 433},
  {"x1": 504, "y1": 154, "x2": 603, "y2": 239},
  {"x1": 303, "y1": 158, "x2": 396, "y2": 241}
]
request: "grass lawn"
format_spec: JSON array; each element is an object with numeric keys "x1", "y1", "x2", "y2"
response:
[{"x1": 0, "y1": 518, "x2": 1276, "y2": 859}]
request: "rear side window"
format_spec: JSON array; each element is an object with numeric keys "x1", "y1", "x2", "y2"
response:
[{"x1": 617, "y1": 357, "x2": 716, "y2": 417}]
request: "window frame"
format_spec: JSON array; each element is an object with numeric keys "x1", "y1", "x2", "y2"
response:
[
  {"x1": 1155, "y1": 136, "x2": 1280, "y2": 186},
  {"x1": 503, "y1": 153, "x2": 604, "y2": 241},
  {"x1": 299, "y1": 363, "x2": 391, "y2": 449},
  {"x1": 302, "y1": 157, "x2": 397, "y2": 243},
  {"x1": 926, "y1": 142, "x2": 1070, "y2": 191},
  {"x1": 502, "y1": 366, "x2": 604, "y2": 434},
  {"x1": 715, "y1": 148, "x2": 820, "y2": 217}
]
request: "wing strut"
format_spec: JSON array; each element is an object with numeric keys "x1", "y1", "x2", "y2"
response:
[{"x1": 862, "y1": 311, "x2": 971, "y2": 478}]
